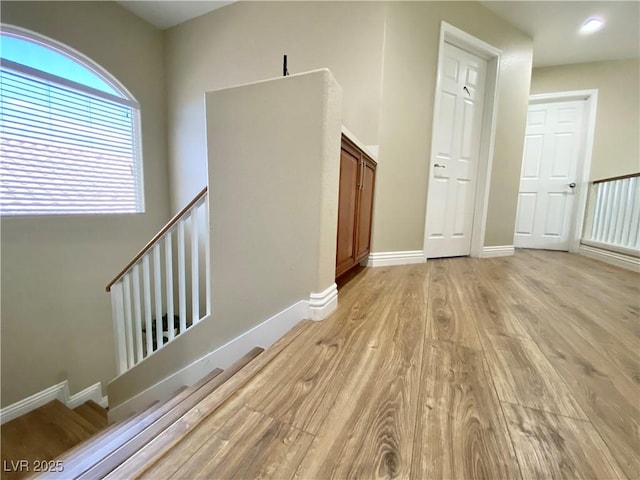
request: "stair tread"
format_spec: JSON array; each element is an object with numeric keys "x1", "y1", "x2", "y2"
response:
[
  {"x1": 1, "y1": 400, "x2": 97, "y2": 480},
  {"x1": 83, "y1": 400, "x2": 108, "y2": 420},
  {"x1": 72, "y1": 402, "x2": 108, "y2": 431},
  {"x1": 48, "y1": 384, "x2": 194, "y2": 472},
  {"x1": 106, "y1": 320, "x2": 312, "y2": 479},
  {"x1": 77, "y1": 350, "x2": 264, "y2": 479},
  {"x1": 34, "y1": 320, "x2": 312, "y2": 480},
  {"x1": 45, "y1": 400, "x2": 161, "y2": 470},
  {"x1": 38, "y1": 366, "x2": 227, "y2": 479}
]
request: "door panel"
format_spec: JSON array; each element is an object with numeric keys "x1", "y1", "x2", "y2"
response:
[
  {"x1": 544, "y1": 193, "x2": 567, "y2": 235},
  {"x1": 551, "y1": 133, "x2": 576, "y2": 178},
  {"x1": 515, "y1": 193, "x2": 537, "y2": 235},
  {"x1": 460, "y1": 99, "x2": 475, "y2": 159},
  {"x1": 514, "y1": 100, "x2": 585, "y2": 250},
  {"x1": 438, "y1": 92, "x2": 457, "y2": 157},
  {"x1": 522, "y1": 135, "x2": 543, "y2": 179},
  {"x1": 425, "y1": 42, "x2": 488, "y2": 258},
  {"x1": 356, "y1": 160, "x2": 375, "y2": 261},
  {"x1": 336, "y1": 148, "x2": 359, "y2": 274}
]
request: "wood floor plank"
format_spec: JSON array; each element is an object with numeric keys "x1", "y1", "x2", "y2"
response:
[
  {"x1": 148, "y1": 407, "x2": 313, "y2": 480},
  {"x1": 411, "y1": 340, "x2": 521, "y2": 480},
  {"x1": 518, "y1": 310, "x2": 640, "y2": 479},
  {"x1": 503, "y1": 403, "x2": 627, "y2": 480},
  {"x1": 294, "y1": 264, "x2": 428, "y2": 479},
  {"x1": 508, "y1": 251, "x2": 640, "y2": 381},
  {"x1": 480, "y1": 334, "x2": 587, "y2": 419},
  {"x1": 39, "y1": 251, "x2": 636, "y2": 480},
  {"x1": 483, "y1": 255, "x2": 640, "y2": 479},
  {"x1": 104, "y1": 320, "x2": 311, "y2": 479},
  {"x1": 426, "y1": 259, "x2": 482, "y2": 349},
  {"x1": 451, "y1": 258, "x2": 532, "y2": 340},
  {"x1": 243, "y1": 265, "x2": 408, "y2": 435},
  {"x1": 134, "y1": 392, "x2": 248, "y2": 479}
]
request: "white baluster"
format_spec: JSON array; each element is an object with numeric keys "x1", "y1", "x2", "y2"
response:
[
  {"x1": 191, "y1": 211, "x2": 200, "y2": 324},
  {"x1": 620, "y1": 179, "x2": 633, "y2": 247},
  {"x1": 601, "y1": 182, "x2": 615, "y2": 243},
  {"x1": 123, "y1": 273, "x2": 134, "y2": 368},
  {"x1": 153, "y1": 244, "x2": 163, "y2": 350},
  {"x1": 628, "y1": 178, "x2": 640, "y2": 250},
  {"x1": 593, "y1": 183, "x2": 606, "y2": 242},
  {"x1": 110, "y1": 283, "x2": 128, "y2": 375},
  {"x1": 587, "y1": 184, "x2": 599, "y2": 241},
  {"x1": 143, "y1": 255, "x2": 153, "y2": 356},
  {"x1": 132, "y1": 264, "x2": 143, "y2": 363},
  {"x1": 204, "y1": 197, "x2": 211, "y2": 316},
  {"x1": 614, "y1": 179, "x2": 629, "y2": 246},
  {"x1": 165, "y1": 233, "x2": 175, "y2": 342},
  {"x1": 178, "y1": 219, "x2": 187, "y2": 334},
  {"x1": 608, "y1": 180, "x2": 622, "y2": 245}
]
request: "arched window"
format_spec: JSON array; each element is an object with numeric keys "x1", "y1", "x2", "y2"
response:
[{"x1": 0, "y1": 25, "x2": 144, "y2": 215}]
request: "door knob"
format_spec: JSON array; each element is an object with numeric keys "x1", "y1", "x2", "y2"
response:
[
  {"x1": 434, "y1": 164, "x2": 446, "y2": 168},
  {"x1": 568, "y1": 182, "x2": 576, "y2": 188}
]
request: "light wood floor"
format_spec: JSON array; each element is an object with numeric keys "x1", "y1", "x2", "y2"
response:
[
  {"x1": 1, "y1": 400, "x2": 107, "y2": 480},
  {"x1": 116, "y1": 250, "x2": 640, "y2": 479}
]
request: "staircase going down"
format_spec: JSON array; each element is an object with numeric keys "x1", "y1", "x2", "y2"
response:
[
  {"x1": 0, "y1": 400, "x2": 108, "y2": 480},
  {"x1": 0, "y1": 342, "x2": 280, "y2": 480}
]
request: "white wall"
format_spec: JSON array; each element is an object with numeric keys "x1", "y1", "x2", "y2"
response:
[
  {"x1": 1, "y1": 1, "x2": 170, "y2": 407},
  {"x1": 164, "y1": 1, "x2": 386, "y2": 212},
  {"x1": 108, "y1": 70, "x2": 342, "y2": 407},
  {"x1": 164, "y1": 1, "x2": 533, "y2": 253},
  {"x1": 374, "y1": 2, "x2": 533, "y2": 251},
  {"x1": 531, "y1": 59, "x2": 640, "y2": 181}
]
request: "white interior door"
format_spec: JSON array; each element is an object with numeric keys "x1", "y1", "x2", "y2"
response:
[
  {"x1": 425, "y1": 42, "x2": 488, "y2": 258},
  {"x1": 514, "y1": 100, "x2": 586, "y2": 250}
]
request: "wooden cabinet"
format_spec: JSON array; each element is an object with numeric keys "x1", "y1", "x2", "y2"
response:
[{"x1": 336, "y1": 134, "x2": 376, "y2": 279}]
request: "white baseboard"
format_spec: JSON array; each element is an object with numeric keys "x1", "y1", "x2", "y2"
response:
[
  {"x1": 480, "y1": 245, "x2": 515, "y2": 258},
  {"x1": 367, "y1": 250, "x2": 426, "y2": 267},
  {"x1": 67, "y1": 382, "x2": 109, "y2": 410},
  {"x1": 578, "y1": 244, "x2": 640, "y2": 272},
  {"x1": 308, "y1": 283, "x2": 338, "y2": 321},
  {"x1": 0, "y1": 381, "x2": 107, "y2": 425},
  {"x1": 108, "y1": 299, "x2": 309, "y2": 422}
]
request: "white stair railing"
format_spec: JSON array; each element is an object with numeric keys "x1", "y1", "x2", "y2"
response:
[
  {"x1": 582, "y1": 174, "x2": 640, "y2": 255},
  {"x1": 106, "y1": 187, "x2": 210, "y2": 375}
]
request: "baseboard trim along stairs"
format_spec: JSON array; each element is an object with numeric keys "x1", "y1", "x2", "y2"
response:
[
  {"x1": 108, "y1": 300, "x2": 318, "y2": 422},
  {"x1": 0, "y1": 380, "x2": 107, "y2": 425}
]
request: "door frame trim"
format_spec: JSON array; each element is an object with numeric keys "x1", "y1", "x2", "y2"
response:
[
  {"x1": 423, "y1": 21, "x2": 502, "y2": 259},
  {"x1": 526, "y1": 89, "x2": 598, "y2": 252}
]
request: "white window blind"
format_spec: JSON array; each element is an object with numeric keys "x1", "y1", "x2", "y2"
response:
[{"x1": 0, "y1": 66, "x2": 143, "y2": 215}]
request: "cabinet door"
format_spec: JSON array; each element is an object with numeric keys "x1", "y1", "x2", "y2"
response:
[
  {"x1": 336, "y1": 146, "x2": 360, "y2": 276},
  {"x1": 355, "y1": 158, "x2": 376, "y2": 261}
]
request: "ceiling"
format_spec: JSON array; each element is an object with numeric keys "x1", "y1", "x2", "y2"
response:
[
  {"x1": 117, "y1": 1, "x2": 232, "y2": 30},
  {"x1": 117, "y1": 1, "x2": 640, "y2": 68},
  {"x1": 481, "y1": 1, "x2": 640, "y2": 67}
]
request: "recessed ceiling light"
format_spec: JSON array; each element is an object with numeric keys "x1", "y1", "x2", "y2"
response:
[{"x1": 580, "y1": 17, "x2": 605, "y2": 34}]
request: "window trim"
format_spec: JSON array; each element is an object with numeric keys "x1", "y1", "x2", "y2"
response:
[{"x1": 0, "y1": 24, "x2": 145, "y2": 216}]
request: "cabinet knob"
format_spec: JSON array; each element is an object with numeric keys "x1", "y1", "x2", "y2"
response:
[{"x1": 434, "y1": 163, "x2": 446, "y2": 168}]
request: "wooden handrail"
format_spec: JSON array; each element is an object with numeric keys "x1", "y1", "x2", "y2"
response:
[
  {"x1": 592, "y1": 172, "x2": 640, "y2": 185},
  {"x1": 106, "y1": 187, "x2": 208, "y2": 292}
]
